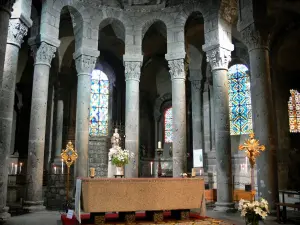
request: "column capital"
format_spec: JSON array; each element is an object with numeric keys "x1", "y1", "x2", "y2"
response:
[
  {"x1": 240, "y1": 23, "x2": 270, "y2": 51},
  {"x1": 168, "y1": 59, "x2": 186, "y2": 81},
  {"x1": 203, "y1": 45, "x2": 233, "y2": 71},
  {"x1": 31, "y1": 42, "x2": 57, "y2": 66},
  {"x1": 75, "y1": 54, "x2": 97, "y2": 76},
  {"x1": 7, "y1": 18, "x2": 28, "y2": 47},
  {"x1": 0, "y1": 0, "x2": 15, "y2": 14},
  {"x1": 124, "y1": 61, "x2": 141, "y2": 82}
]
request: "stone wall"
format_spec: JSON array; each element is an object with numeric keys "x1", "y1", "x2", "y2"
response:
[{"x1": 89, "y1": 137, "x2": 109, "y2": 177}]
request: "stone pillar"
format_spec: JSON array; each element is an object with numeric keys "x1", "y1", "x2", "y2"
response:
[
  {"x1": 207, "y1": 68, "x2": 215, "y2": 151},
  {"x1": 24, "y1": 42, "x2": 57, "y2": 211},
  {"x1": 168, "y1": 59, "x2": 187, "y2": 177},
  {"x1": 203, "y1": 45, "x2": 234, "y2": 211},
  {"x1": 74, "y1": 54, "x2": 97, "y2": 178},
  {"x1": 189, "y1": 69, "x2": 203, "y2": 157},
  {"x1": 53, "y1": 88, "x2": 64, "y2": 164},
  {"x1": 203, "y1": 81, "x2": 211, "y2": 153},
  {"x1": 0, "y1": 0, "x2": 15, "y2": 79},
  {"x1": 240, "y1": 24, "x2": 279, "y2": 206},
  {"x1": 124, "y1": 61, "x2": 141, "y2": 178},
  {"x1": 0, "y1": 17, "x2": 28, "y2": 221}
]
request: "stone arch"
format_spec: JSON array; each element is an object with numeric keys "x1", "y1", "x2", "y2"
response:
[
  {"x1": 141, "y1": 18, "x2": 169, "y2": 41},
  {"x1": 99, "y1": 18, "x2": 126, "y2": 44},
  {"x1": 95, "y1": 60, "x2": 117, "y2": 86},
  {"x1": 154, "y1": 93, "x2": 172, "y2": 121}
]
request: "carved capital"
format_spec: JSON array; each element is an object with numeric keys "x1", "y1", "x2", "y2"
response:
[
  {"x1": 75, "y1": 55, "x2": 97, "y2": 75},
  {"x1": 168, "y1": 59, "x2": 186, "y2": 80},
  {"x1": 7, "y1": 19, "x2": 28, "y2": 47},
  {"x1": 124, "y1": 61, "x2": 141, "y2": 81},
  {"x1": 0, "y1": 0, "x2": 15, "y2": 13},
  {"x1": 31, "y1": 42, "x2": 56, "y2": 66},
  {"x1": 205, "y1": 47, "x2": 231, "y2": 71},
  {"x1": 240, "y1": 23, "x2": 270, "y2": 51}
]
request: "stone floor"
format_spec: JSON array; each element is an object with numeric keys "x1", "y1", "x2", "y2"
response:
[{"x1": 2, "y1": 209, "x2": 300, "y2": 225}]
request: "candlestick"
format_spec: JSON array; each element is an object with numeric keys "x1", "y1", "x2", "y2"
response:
[
  {"x1": 245, "y1": 157, "x2": 248, "y2": 173},
  {"x1": 11, "y1": 163, "x2": 14, "y2": 174},
  {"x1": 14, "y1": 164, "x2": 17, "y2": 175},
  {"x1": 61, "y1": 159, "x2": 64, "y2": 174},
  {"x1": 150, "y1": 162, "x2": 153, "y2": 176},
  {"x1": 19, "y1": 162, "x2": 23, "y2": 174},
  {"x1": 90, "y1": 167, "x2": 95, "y2": 178},
  {"x1": 54, "y1": 166, "x2": 57, "y2": 174},
  {"x1": 158, "y1": 141, "x2": 161, "y2": 149},
  {"x1": 199, "y1": 169, "x2": 202, "y2": 176}
]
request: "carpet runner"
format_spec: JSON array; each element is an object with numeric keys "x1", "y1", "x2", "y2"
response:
[{"x1": 61, "y1": 211, "x2": 233, "y2": 225}]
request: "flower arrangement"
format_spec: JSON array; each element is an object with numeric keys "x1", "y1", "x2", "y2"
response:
[
  {"x1": 238, "y1": 198, "x2": 269, "y2": 225},
  {"x1": 109, "y1": 147, "x2": 134, "y2": 167}
]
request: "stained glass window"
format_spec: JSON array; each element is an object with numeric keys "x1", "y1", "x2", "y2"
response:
[
  {"x1": 89, "y1": 70, "x2": 109, "y2": 136},
  {"x1": 164, "y1": 107, "x2": 173, "y2": 143},
  {"x1": 288, "y1": 89, "x2": 300, "y2": 133},
  {"x1": 228, "y1": 64, "x2": 253, "y2": 135}
]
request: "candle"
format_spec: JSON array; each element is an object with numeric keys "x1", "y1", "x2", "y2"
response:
[
  {"x1": 90, "y1": 167, "x2": 95, "y2": 178},
  {"x1": 11, "y1": 163, "x2": 14, "y2": 174},
  {"x1": 199, "y1": 169, "x2": 202, "y2": 176},
  {"x1": 158, "y1": 141, "x2": 161, "y2": 149},
  {"x1": 150, "y1": 162, "x2": 153, "y2": 176},
  {"x1": 61, "y1": 159, "x2": 64, "y2": 174},
  {"x1": 19, "y1": 162, "x2": 23, "y2": 174},
  {"x1": 54, "y1": 166, "x2": 57, "y2": 174},
  {"x1": 14, "y1": 164, "x2": 17, "y2": 175},
  {"x1": 191, "y1": 168, "x2": 196, "y2": 177}
]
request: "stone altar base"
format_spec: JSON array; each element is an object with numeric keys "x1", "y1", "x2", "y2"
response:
[{"x1": 61, "y1": 212, "x2": 233, "y2": 225}]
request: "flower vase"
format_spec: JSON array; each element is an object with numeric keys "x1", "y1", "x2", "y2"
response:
[
  {"x1": 245, "y1": 218, "x2": 259, "y2": 225},
  {"x1": 116, "y1": 166, "x2": 124, "y2": 176}
]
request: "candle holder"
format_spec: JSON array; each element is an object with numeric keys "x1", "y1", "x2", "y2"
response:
[
  {"x1": 90, "y1": 167, "x2": 95, "y2": 178},
  {"x1": 156, "y1": 148, "x2": 163, "y2": 177}
]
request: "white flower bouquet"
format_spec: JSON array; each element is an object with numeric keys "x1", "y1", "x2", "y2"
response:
[
  {"x1": 110, "y1": 148, "x2": 134, "y2": 167},
  {"x1": 238, "y1": 198, "x2": 269, "y2": 225}
]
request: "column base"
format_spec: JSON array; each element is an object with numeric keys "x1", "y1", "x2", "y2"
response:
[
  {"x1": 23, "y1": 201, "x2": 45, "y2": 212},
  {"x1": 0, "y1": 207, "x2": 11, "y2": 223},
  {"x1": 213, "y1": 202, "x2": 236, "y2": 212}
]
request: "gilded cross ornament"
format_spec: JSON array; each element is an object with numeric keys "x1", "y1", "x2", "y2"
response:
[
  {"x1": 61, "y1": 141, "x2": 78, "y2": 168},
  {"x1": 239, "y1": 132, "x2": 265, "y2": 168}
]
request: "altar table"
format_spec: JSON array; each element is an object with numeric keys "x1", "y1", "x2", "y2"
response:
[{"x1": 75, "y1": 178, "x2": 206, "y2": 224}]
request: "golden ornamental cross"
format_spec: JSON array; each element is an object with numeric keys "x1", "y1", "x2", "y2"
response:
[
  {"x1": 61, "y1": 141, "x2": 78, "y2": 168},
  {"x1": 239, "y1": 132, "x2": 265, "y2": 168}
]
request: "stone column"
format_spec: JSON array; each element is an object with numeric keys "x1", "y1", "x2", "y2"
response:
[
  {"x1": 74, "y1": 54, "x2": 97, "y2": 178},
  {"x1": 203, "y1": 81, "x2": 211, "y2": 153},
  {"x1": 0, "y1": 0, "x2": 15, "y2": 79},
  {"x1": 203, "y1": 45, "x2": 234, "y2": 211},
  {"x1": 189, "y1": 69, "x2": 203, "y2": 158},
  {"x1": 24, "y1": 42, "x2": 57, "y2": 211},
  {"x1": 168, "y1": 59, "x2": 187, "y2": 177},
  {"x1": 124, "y1": 61, "x2": 141, "y2": 178},
  {"x1": 240, "y1": 24, "x2": 279, "y2": 206},
  {"x1": 53, "y1": 88, "x2": 64, "y2": 164},
  {"x1": 0, "y1": 18, "x2": 28, "y2": 221}
]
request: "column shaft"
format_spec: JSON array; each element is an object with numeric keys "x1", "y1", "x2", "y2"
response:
[
  {"x1": 0, "y1": 17, "x2": 27, "y2": 220},
  {"x1": 169, "y1": 59, "x2": 187, "y2": 177},
  {"x1": 203, "y1": 83, "x2": 211, "y2": 152},
  {"x1": 248, "y1": 48, "x2": 278, "y2": 205},
  {"x1": 54, "y1": 92, "x2": 64, "y2": 160},
  {"x1": 124, "y1": 61, "x2": 141, "y2": 178},
  {"x1": 25, "y1": 42, "x2": 56, "y2": 210}
]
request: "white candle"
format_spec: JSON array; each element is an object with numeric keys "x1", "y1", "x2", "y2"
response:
[
  {"x1": 54, "y1": 166, "x2": 57, "y2": 174},
  {"x1": 150, "y1": 162, "x2": 153, "y2": 175},
  {"x1": 19, "y1": 163, "x2": 23, "y2": 174},
  {"x1": 158, "y1": 141, "x2": 161, "y2": 149},
  {"x1": 14, "y1": 164, "x2": 17, "y2": 175},
  {"x1": 200, "y1": 169, "x2": 202, "y2": 176},
  {"x1": 61, "y1": 159, "x2": 64, "y2": 174},
  {"x1": 11, "y1": 163, "x2": 14, "y2": 174}
]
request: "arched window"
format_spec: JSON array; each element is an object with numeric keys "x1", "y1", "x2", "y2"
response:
[
  {"x1": 164, "y1": 107, "x2": 173, "y2": 143},
  {"x1": 228, "y1": 64, "x2": 253, "y2": 135},
  {"x1": 288, "y1": 89, "x2": 300, "y2": 133},
  {"x1": 89, "y1": 70, "x2": 109, "y2": 136}
]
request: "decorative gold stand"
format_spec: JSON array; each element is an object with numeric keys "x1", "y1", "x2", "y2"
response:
[
  {"x1": 61, "y1": 141, "x2": 78, "y2": 209},
  {"x1": 239, "y1": 132, "x2": 265, "y2": 201}
]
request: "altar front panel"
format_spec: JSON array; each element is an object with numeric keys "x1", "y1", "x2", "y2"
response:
[{"x1": 81, "y1": 178, "x2": 205, "y2": 213}]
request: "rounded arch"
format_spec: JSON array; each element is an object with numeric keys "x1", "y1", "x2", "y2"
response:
[
  {"x1": 95, "y1": 60, "x2": 117, "y2": 86},
  {"x1": 154, "y1": 93, "x2": 172, "y2": 121},
  {"x1": 228, "y1": 58, "x2": 249, "y2": 71},
  {"x1": 174, "y1": 2, "x2": 205, "y2": 28},
  {"x1": 99, "y1": 18, "x2": 126, "y2": 43},
  {"x1": 141, "y1": 19, "x2": 167, "y2": 40}
]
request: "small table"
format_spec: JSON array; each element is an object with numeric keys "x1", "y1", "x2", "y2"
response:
[{"x1": 114, "y1": 175, "x2": 124, "y2": 178}]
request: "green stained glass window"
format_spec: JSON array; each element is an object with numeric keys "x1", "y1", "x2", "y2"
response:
[
  {"x1": 164, "y1": 107, "x2": 173, "y2": 143},
  {"x1": 228, "y1": 64, "x2": 253, "y2": 135},
  {"x1": 89, "y1": 70, "x2": 109, "y2": 136}
]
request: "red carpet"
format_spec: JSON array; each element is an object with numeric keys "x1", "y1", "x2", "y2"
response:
[{"x1": 61, "y1": 211, "x2": 205, "y2": 225}]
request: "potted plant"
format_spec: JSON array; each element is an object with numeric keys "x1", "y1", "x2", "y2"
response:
[
  {"x1": 238, "y1": 198, "x2": 269, "y2": 225},
  {"x1": 109, "y1": 148, "x2": 134, "y2": 176}
]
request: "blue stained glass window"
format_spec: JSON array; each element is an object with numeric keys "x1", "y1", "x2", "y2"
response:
[
  {"x1": 288, "y1": 89, "x2": 300, "y2": 133},
  {"x1": 228, "y1": 64, "x2": 253, "y2": 135},
  {"x1": 164, "y1": 107, "x2": 173, "y2": 143},
  {"x1": 89, "y1": 70, "x2": 109, "y2": 136}
]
